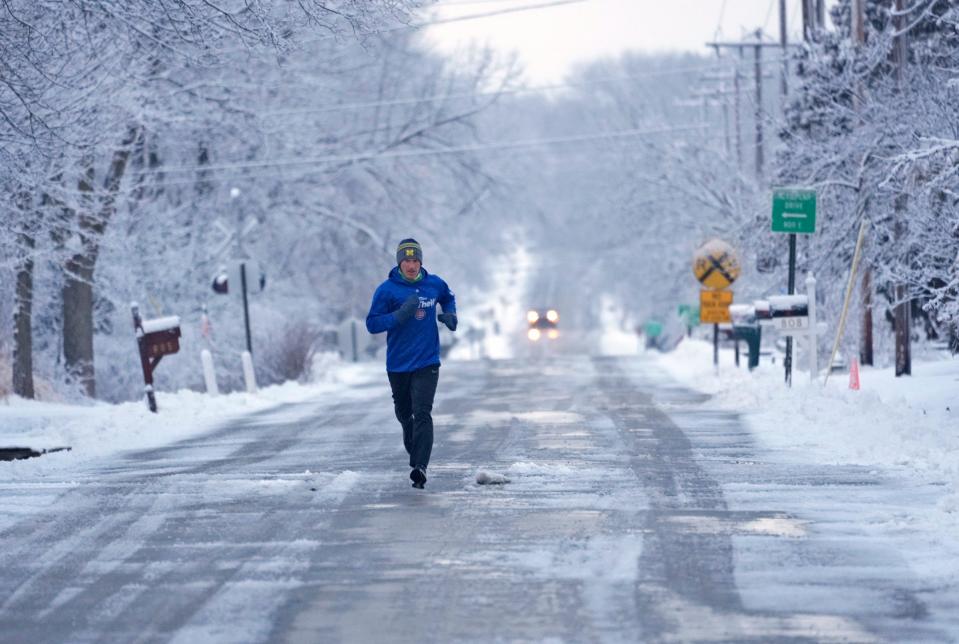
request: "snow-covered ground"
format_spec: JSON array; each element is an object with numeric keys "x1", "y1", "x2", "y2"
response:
[
  {"x1": 649, "y1": 336, "x2": 959, "y2": 609},
  {"x1": 654, "y1": 338, "x2": 959, "y2": 512},
  {"x1": 0, "y1": 359, "x2": 383, "y2": 482}
]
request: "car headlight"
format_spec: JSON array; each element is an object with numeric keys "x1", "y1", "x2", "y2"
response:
[
  {"x1": 527, "y1": 310, "x2": 540, "y2": 323},
  {"x1": 546, "y1": 309, "x2": 559, "y2": 323},
  {"x1": 527, "y1": 328, "x2": 542, "y2": 341}
]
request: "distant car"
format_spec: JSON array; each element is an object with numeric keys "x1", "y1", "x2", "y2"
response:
[{"x1": 527, "y1": 308, "x2": 560, "y2": 341}]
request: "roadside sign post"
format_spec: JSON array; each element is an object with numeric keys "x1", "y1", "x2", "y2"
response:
[
  {"x1": 694, "y1": 240, "x2": 740, "y2": 370},
  {"x1": 678, "y1": 304, "x2": 700, "y2": 337},
  {"x1": 211, "y1": 188, "x2": 263, "y2": 357},
  {"x1": 700, "y1": 289, "x2": 734, "y2": 368},
  {"x1": 772, "y1": 189, "x2": 817, "y2": 386},
  {"x1": 785, "y1": 236, "x2": 797, "y2": 386}
]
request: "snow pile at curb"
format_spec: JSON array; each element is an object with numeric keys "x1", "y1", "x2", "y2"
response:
[
  {"x1": 654, "y1": 338, "x2": 959, "y2": 506},
  {"x1": 0, "y1": 361, "x2": 382, "y2": 481}
]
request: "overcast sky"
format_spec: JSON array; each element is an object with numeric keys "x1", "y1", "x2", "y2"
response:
[{"x1": 421, "y1": 0, "x2": 833, "y2": 83}]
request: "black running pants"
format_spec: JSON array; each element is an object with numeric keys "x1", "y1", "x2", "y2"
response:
[{"x1": 387, "y1": 364, "x2": 439, "y2": 470}]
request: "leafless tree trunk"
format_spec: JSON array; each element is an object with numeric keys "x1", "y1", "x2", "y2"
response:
[
  {"x1": 860, "y1": 268, "x2": 874, "y2": 366},
  {"x1": 61, "y1": 127, "x2": 137, "y2": 397},
  {"x1": 894, "y1": 195, "x2": 911, "y2": 376},
  {"x1": 13, "y1": 225, "x2": 35, "y2": 399}
]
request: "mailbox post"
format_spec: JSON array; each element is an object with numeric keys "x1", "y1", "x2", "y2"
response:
[
  {"x1": 132, "y1": 303, "x2": 182, "y2": 413},
  {"x1": 729, "y1": 304, "x2": 762, "y2": 370},
  {"x1": 763, "y1": 273, "x2": 822, "y2": 384}
]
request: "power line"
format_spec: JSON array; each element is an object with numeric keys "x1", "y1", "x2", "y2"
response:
[
  {"x1": 213, "y1": 0, "x2": 589, "y2": 57},
  {"x1": 165, "y1": 56, "x2": 788, "y2": 123},
  {"x1": 123, "y1": 123, "x2": 708, "y2": 185},
  {"x1": 355, "y1": 0, "x2": 589, "y2": 41},
  {"x1": 713, "y1": 0, "x2": 729, "y2": 41},
  {"x1": 763, "y1": 0, "x2": 777, "y2": 31}
]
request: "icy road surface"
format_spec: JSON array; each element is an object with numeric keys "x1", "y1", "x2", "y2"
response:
[{"x1": 1, "y1": 356, "x2": 954, "y2": 642}]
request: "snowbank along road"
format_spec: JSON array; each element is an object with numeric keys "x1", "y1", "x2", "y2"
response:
[{"x1": 0, "y1": 355, "x2": 952, "y2": 642}]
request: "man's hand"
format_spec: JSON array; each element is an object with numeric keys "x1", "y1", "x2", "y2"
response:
[
  {"x1": 437, "y1": 312, "x2": 457, "y2": 332},
  {"x1": 394, "y1": 294, "x2": 420, "y2": 323}
]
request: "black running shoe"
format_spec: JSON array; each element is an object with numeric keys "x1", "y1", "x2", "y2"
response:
[{"x1": 410, "y1": 467, "x2": 427, "y2": 489}]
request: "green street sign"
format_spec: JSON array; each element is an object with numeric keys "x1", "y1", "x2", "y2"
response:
[
  {"x1": 643, "y1": 320, "x2": 663, "y2": 338},
  {"x1": 772, "y1": 189, "x2": 817, "y2": 234},
  {"x1": 677, "y1": 304, "x2": 700, "y2": 327}
]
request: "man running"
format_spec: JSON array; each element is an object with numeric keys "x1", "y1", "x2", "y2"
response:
[{"x1": 366, "y1": 239, "x2": 457, "y2": 489}]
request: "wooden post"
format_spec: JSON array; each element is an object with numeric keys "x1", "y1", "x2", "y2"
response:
[
  {"x1": 779, "y1": 0, "x2": 789, "y2": 97},
  {"x1": 132, "y1": 304, "x2": 158, "y2": 413},
  {"x1": 753, "y1": 42, "x2": 764, "y2": 179}
]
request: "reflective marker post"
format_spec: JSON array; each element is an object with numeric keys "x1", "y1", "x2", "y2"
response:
[{"x1": 240, "y1": 262, "x2": 253, "y2": 355}]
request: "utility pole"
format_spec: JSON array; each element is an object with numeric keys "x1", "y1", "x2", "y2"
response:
[
  {"x1": 783, "y1": 0, "x2": 824, "y2": 385},
  {"x1": 893, "y1": 0, "x2": 911, "y2": 376},
  {"x1": 779, "y1": 0, "x2": 789, "y2": 97},
  {"x1": 706, "y1": 37, "x2": 789, "y2": 181},
  {"x1": 700, "y1": 67, "x2": 773, "y2": 163},
  {"x1": 711, "y1": 46, "x2": 733, "y2": 158},
  {"x1": 753, "y1": 38, "x2": 764, "y2": 179},
  {"x1": 734, "y1": 49, "x2": 743, "y2": 170}
]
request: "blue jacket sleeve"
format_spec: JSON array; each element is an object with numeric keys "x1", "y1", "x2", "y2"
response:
[
  {"x1": 366, "y1": 284, "x2": 399, "y2": 334},
  {"x1": 438, "y1": 279, "x2": 456, "y2": 314}
]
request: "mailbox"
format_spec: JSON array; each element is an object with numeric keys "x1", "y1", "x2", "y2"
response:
[
  {"x1": 132, "y1": 306, "x2": 182, "y2": 413},
  {"x1": 754, "y1": 300, "x2": 773, "y2": 323},
  {"x1": 730, "y1": 304, "x2": 762, "y2": 370},
  {"x1": 141, "y1": 316, "x2": 182, "y2": 358},
  {"x1": 728, "y1": 304, "x2": 756, "y2": 326},
  {"x1": 768, "y1": 295, "x2": 809, "y2": 318},
  {"x1": 767, "y1": 295, "x2": 810, "y2": 332},
  {"x1": 144, "y1": 328, "x2": 181, "y2": 358}
]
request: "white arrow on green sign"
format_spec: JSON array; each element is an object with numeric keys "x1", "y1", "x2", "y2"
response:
[{"x1": 772, "y1": 189, "x2": 817, "y2": 234}]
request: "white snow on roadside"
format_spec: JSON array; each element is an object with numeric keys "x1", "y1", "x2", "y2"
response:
[
  {"x1": 0, "y1": 360, "x2": 383, "y2": 483},
  {"x1": 654, "y1": 339, "x2": 959, "y2": 491},
  {"x1": 596, "y1": 294, "x2": 640, "y2": 356},
  {"x1": 652, "y1": 337, "x2": 959, "y2": 596}
]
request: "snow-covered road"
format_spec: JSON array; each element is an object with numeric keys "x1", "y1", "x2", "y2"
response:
[{"x1": 1, "y1": 355, "x2": 954, "y2": 642}]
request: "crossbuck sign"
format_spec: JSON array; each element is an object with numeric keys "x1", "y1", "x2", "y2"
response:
[{"x1": 693, "y1": 239, "x2": 741, "y2": 290}]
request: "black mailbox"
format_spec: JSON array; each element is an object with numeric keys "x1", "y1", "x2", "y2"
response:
[{"x1": 754, "y1": 300, "x2": 773, "y2": 322}]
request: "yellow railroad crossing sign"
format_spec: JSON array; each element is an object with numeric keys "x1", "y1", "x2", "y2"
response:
[
  {"x1": 693, "y1": 239, "x2": 741, "y2": 289},
  {"x1": 700, "y1": 289, "x2": 733, "y2": 324}
]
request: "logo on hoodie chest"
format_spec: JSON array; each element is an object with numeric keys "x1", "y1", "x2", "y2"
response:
[{"x1": 414, "y1": 296, "x2": 436, "y2": 321}]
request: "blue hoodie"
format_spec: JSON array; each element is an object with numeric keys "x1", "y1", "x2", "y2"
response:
[{"x1": 366, "y1": 267, "x2": 456, "y2": 372}]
